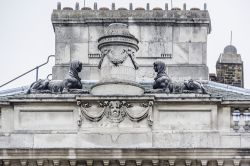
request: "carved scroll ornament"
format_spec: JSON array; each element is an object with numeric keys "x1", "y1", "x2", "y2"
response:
[{"x1": 77, "y1": 101, "x2": 153, "y2": 127}]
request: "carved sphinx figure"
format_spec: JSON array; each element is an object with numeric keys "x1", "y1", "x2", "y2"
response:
[
  {"x1": 63, "y1": 60, "x2": 83, "y2": 92},
  {"x1": 183, "y1": 79, "x2": 207, "y2": 94},
  {"x1": 27, "y1": 60, "x2": 83, "y2": 93},
  {"x1": 153, "y1": 61, "x2": 172, "y2": 92},
  {"x1": 151, "y1": 61, "x2": 207, "y2": 94},
  {"x1": 27, "y1": 79, "x2": 50, "y2": 94}
]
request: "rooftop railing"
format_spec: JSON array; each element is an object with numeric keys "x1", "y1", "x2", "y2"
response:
[{"x1": 0, "y1": 55, "x2": 55, "y2": 89}]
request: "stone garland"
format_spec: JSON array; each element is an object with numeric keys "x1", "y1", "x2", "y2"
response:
[
  {"x1": 77, "y1": 101, "x2": 153, "y2": 127},
  {"x1": 98, "y1": 48, "x2": 139, "y2": 69}
]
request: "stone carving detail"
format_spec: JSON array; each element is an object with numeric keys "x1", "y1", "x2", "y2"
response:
[
  {"x1": 77, "y1": 101, "x2": 153, "y2": 126},
  {"x1": 63, "y1": 61, "x2": 83, "y2": 92},
  {"x1": 182, "y1": 79, "x2": 207, "y2": 94},
  {"x1": 123, "y1": 49, "x2": 139, "y2": 70},
  {"x1": 153, "y1": 61, "x2": 172, "y2": 92},
  {"x1": 152, "y1": 61, "x2": 207, "y2": 94},
  {"x1": 27, "y1": 79, "x2": 51, "y2": 94},
  {"x1": 98, "y1": 48, "x2": 139, "y2": 69},
  {"x1": 106, "y1": 101, "x2": 127, "y2": 123},
  {"x1": 27, "y1": 61, "x2": 84, "y2": 94}
]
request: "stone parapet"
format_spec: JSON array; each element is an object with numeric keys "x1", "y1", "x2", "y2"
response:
[{"x1": 52, "y1": 9, "x2": 211, "y2": 32}]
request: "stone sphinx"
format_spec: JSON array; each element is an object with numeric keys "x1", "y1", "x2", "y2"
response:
[
  {"x1": 63, "y1": 60, "x2": 83, "y2": 92},
  {"x1": 153, "y1": 61, "x2": 172, "y2": 92},
  {"x1": 27, "y1": 60, "x2": 83, "y2": 93},
  {"x1": 152, "y1": 61, "x2": 207, "y2": 94},
  {"x1": 183, "y1": 79, "x2": 207, "y2": 94}
]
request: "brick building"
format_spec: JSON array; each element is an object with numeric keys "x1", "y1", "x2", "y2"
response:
[{"x1": 215, "y1": 45, "x2": 244, "y2": 87}]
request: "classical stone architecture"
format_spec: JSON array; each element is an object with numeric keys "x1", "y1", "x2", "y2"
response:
[
  {"x1": 52, "y1": 2, "x2": 211, "y2": 82},
  {"x1": 215, "y1": 45, "x2": 244, "y2": 88},
  {"x1": 0, "y1": 2, "x2": 250, "y2": 166}
]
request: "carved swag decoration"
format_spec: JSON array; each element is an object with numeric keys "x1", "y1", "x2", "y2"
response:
[
  {"x1": 98, "y1": 49, "x2": 139, "y2": 69},
  {"x1": 77, "y1": 101, "x2": 153, "y2": 127}
]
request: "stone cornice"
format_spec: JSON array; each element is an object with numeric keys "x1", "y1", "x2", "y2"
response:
[
  {"x1": 51, "y1": 10, "x2": 211, "y2": 33},
  {"x1": 0, "y1": 149, "x2": 250, "y2": 159}
]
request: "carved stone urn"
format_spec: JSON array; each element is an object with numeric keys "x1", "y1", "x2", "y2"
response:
[{"x1": 91, "y1": 23, "x2": 144, "y2": 95}]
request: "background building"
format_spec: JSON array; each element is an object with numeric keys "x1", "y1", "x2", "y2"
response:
[{"x1": 215, "y1": 44, "x2": 244, "y2": 87}]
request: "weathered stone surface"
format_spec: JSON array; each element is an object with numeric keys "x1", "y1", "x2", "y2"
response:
[
  {"x1": 55, "y1": 43, "x2": 70, "y2": 64},
  {"x1": 91, "y1": 23, "x2": 144, "y2": 95},
  {"x1": 220, "y1": 134, "x2": 241, "y2": 148},
  {"x1": 71, "y1": 43, "x2": 89, "y2": 64},
  {"x1": 153, "y1": 132, "x2": 220, "y2": 148},
  {"x1": 157, "y1": 110, "x2": 211, "y2": 130},
  {"x1": 189, "y1": 42, "x2": 203, "y2": 64},
  {"x1": 91, "y1": 82, "x2": 144, "y2": 96},
  {"x1": 0, "y1": 134, "x2": 33, "y2": 148},
  {"x1": 218, "y1": 107, "x2": 231, "y2": 132},
  {"x1": 168, "y1": 65, "x2": 209, "y2": 81},
  {"x1": 13, "y1": 105, "x2": 78, "y2": 131},
  {"x1": 1, "y1": 5, "x2": 250, "y2": 163},
  {"x1": 214, "y1": 45, "x2": 244, "y2": 88},
  {"x1": 216, "y1": 63, "x2": 243, "y2": 88},
  {"x1": 52, "y1": 9, "x2": 210, "y2": 82},
  {"x1": 1, "y1": 93, "x2": 250, "y2": 149},
  {"x1": 32, "y1": 132, "x2": 153, "y2": 148}
]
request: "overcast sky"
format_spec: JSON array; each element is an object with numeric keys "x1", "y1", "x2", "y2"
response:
[{"x1": 0, "y1": 0, "x2": 250, "y2": 90}]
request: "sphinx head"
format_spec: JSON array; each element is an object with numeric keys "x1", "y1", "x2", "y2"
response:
[
  {"x1": 70, "y1": 60, "x2": 82, "y2": 73},
  {"x1": 153, "y1": 61, "x2": 166, "y2": 73}
]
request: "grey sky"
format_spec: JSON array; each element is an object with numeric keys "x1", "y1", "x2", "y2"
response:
[{"x1": 0, "y1": 0, "x2": 250, "y2": 90}]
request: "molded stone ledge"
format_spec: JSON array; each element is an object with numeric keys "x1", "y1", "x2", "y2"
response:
[
  {"x1": 0, "y1": 159, "x2": 244, "y2": 166},
  {"x1": 0, "y1": 149, "x2": 249, "y2": 161},
  {"x1": 76, "y1": 95, "x2": 154, "y2": 101},
  {"x1": 1, "y1": 132, "x2": 250, "y2": 149},
  {"x1": 153, "y1": 132, "x2": 221, "y2": 148},
  {"x1": 0, "y1": 134, "x2": 34, "y2": 148},
  {"x1": 51, "y1": 10, "x2": 210, "y2": 20},
  {"x1": 33, "y1": 132, "x2": 152, "y2": 148}
]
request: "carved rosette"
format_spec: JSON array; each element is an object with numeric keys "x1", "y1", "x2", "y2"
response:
[{"x1": 77, "y1": 100, "x2": 153, "y2": 127}]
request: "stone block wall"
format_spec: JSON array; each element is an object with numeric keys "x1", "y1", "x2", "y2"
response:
[
  {"x1": 216, "y1": 63, "x2": 244, "y2": 88},
  {"x1": 51, "y1": 6, "x2": 211, "y2": 82},
  {"x1": 0, "y1": 94, "x2": 250, "y2": 149},
  {"x1": 0, "y1": 93, "x2": 250, "y2": 162}
]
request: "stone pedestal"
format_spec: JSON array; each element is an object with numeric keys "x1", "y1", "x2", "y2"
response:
[
  {"x1": 91, "y1": 23, "x2": 144, "y2": 95},
  {"x1": 91, "y1": 81, "x2": 144, "y2": 96}
]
